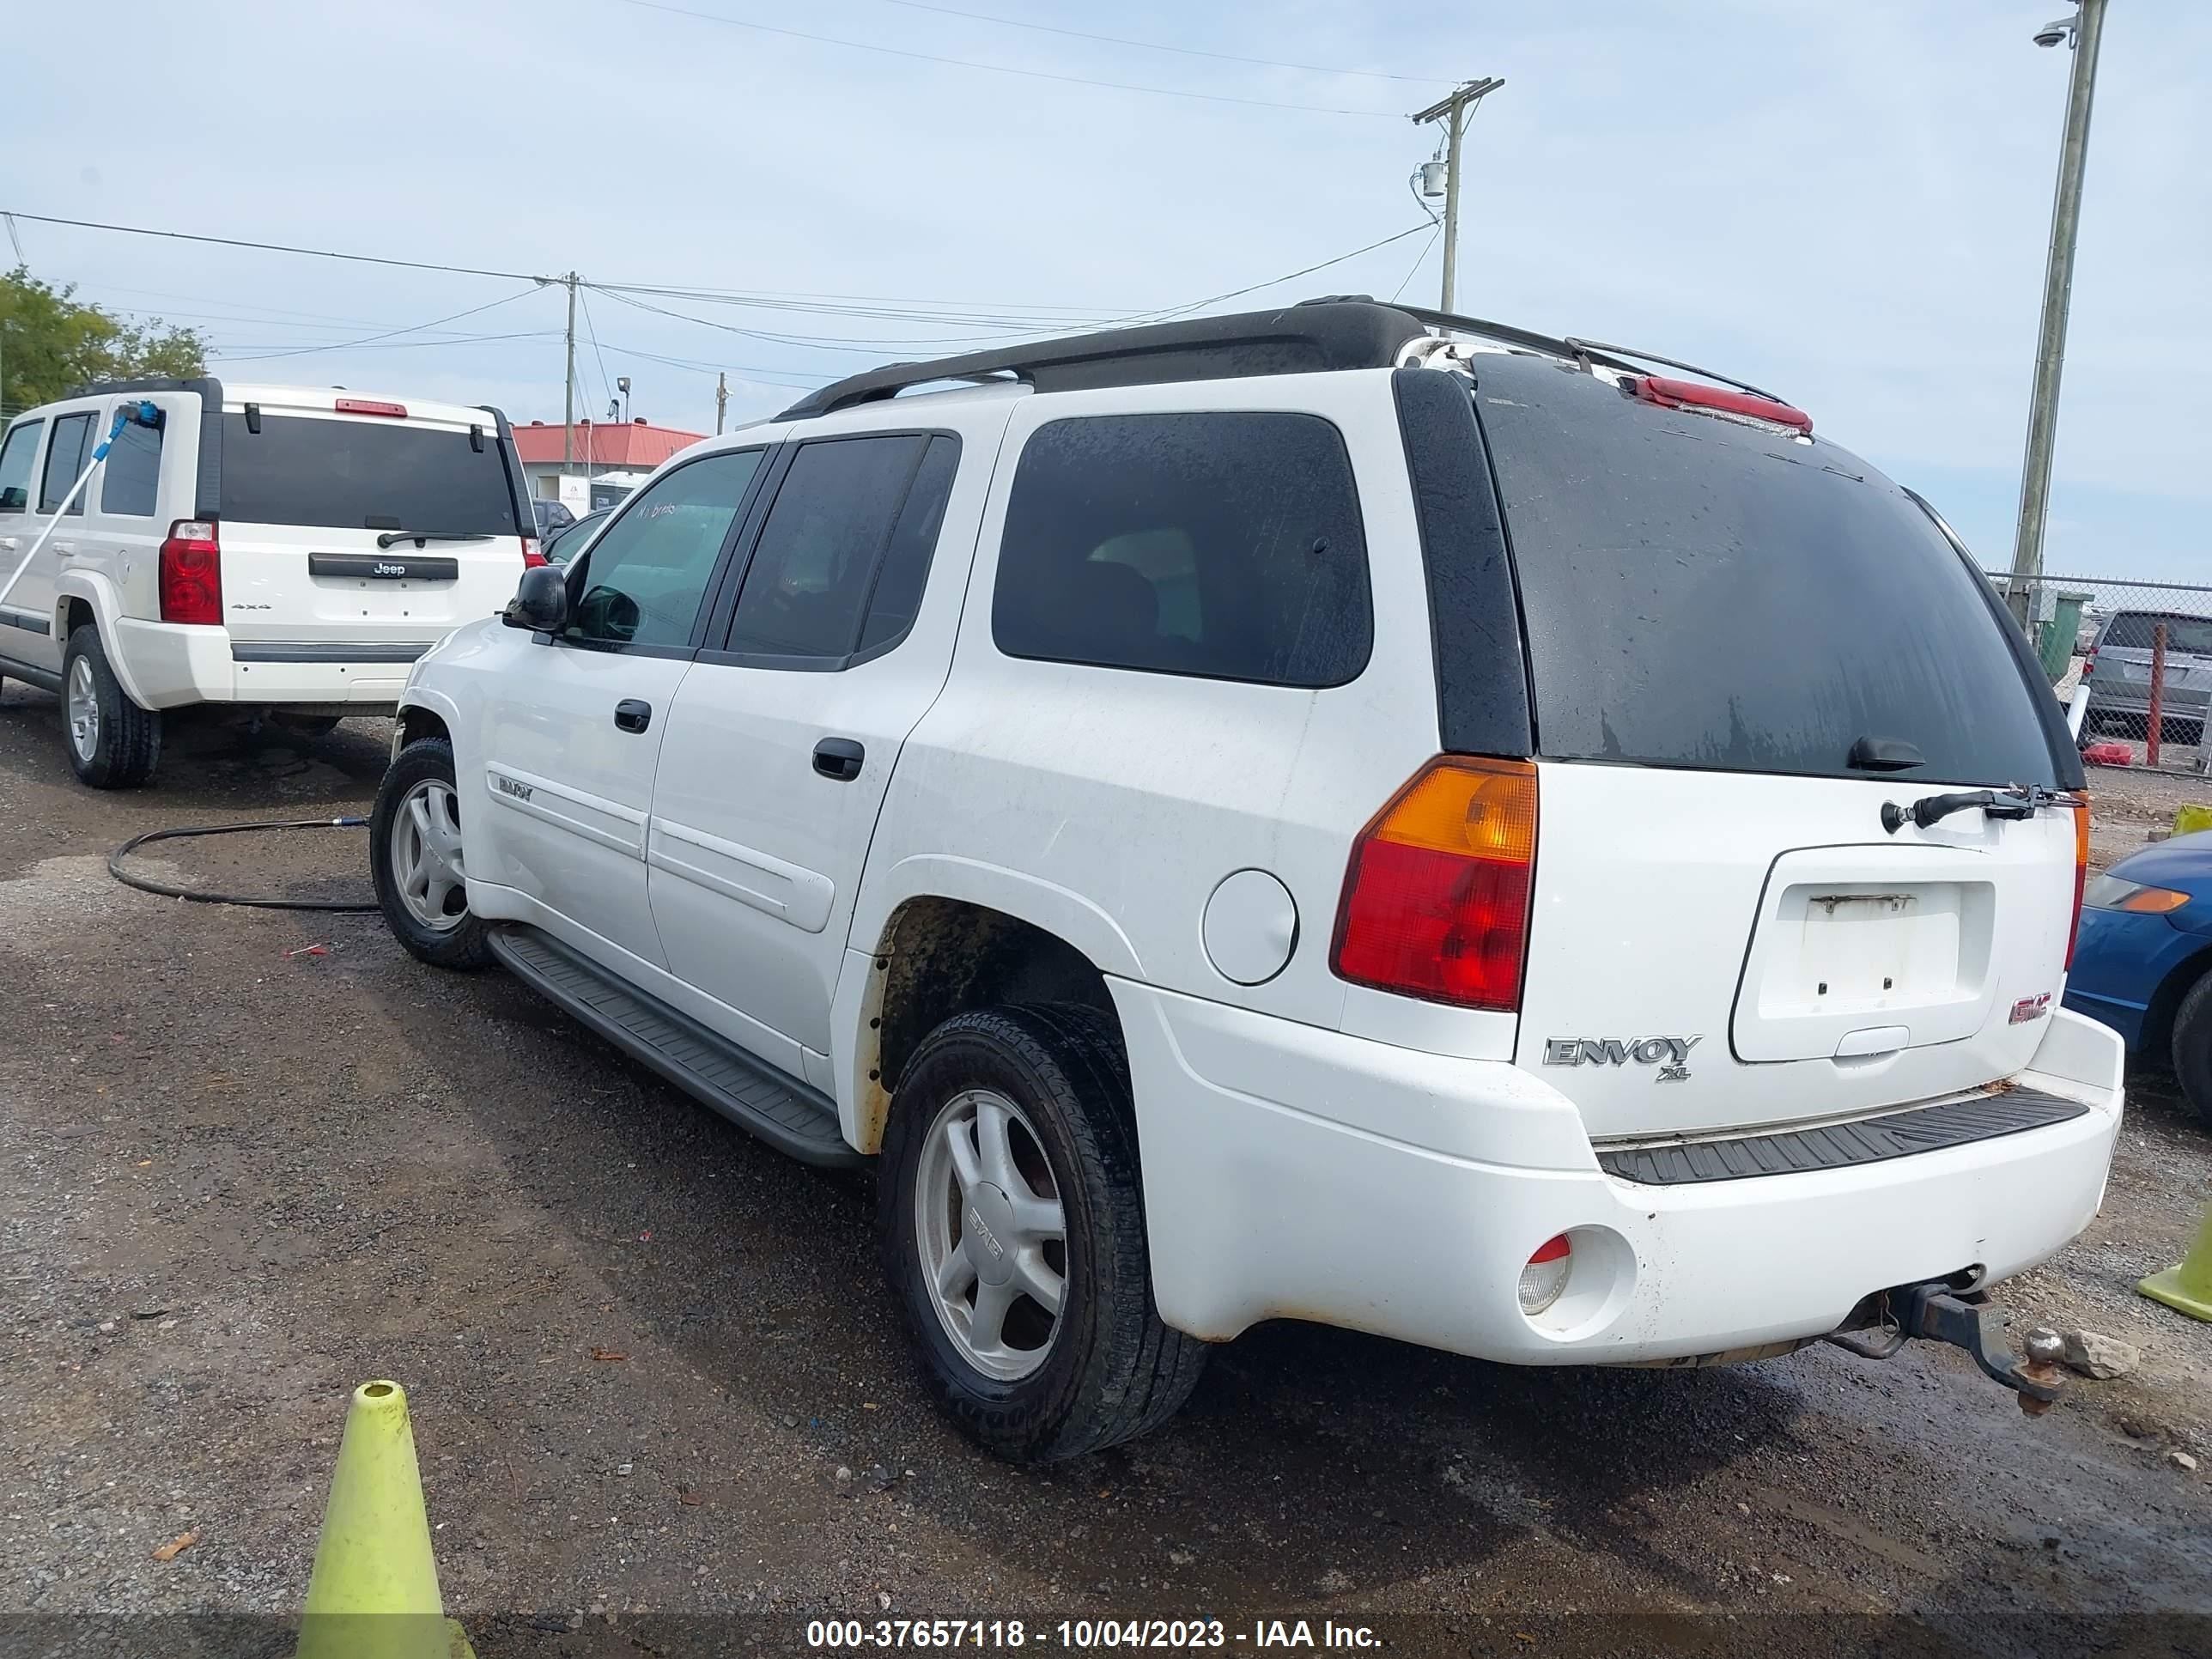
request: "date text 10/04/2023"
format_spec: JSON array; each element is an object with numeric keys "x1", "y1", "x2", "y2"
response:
[{"x1": 805, "y1": 1618, "x2": 1383, "y2": 1650}]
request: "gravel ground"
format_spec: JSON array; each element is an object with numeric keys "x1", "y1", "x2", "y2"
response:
[{"x1": 1, "y1": 682, "x2": 2208, "y2": 1659}]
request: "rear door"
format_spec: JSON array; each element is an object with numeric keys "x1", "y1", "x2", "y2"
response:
[
  {"x1": 1464, "y1": 355, "x2": 2081, "y2": 1140},
  {"x1": 215, "y1": 398, "x2": 532, "y2": 652},
  {"x1": 646, "y1": 422, "x2": 980, "y2": 1071}
]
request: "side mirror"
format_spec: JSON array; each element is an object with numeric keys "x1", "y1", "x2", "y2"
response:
[{"x1": 504, "y1": 563, "x2": 569, "y2": 634}]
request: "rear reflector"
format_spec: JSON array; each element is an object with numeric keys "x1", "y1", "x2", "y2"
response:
[
  {"x1": 158, "y1": 520, "x2": 222, "y2": 625},
  {"x1": 1518, "y1": 1234, "x2": 1572, "y2": 1316},
  {"x1": 2066, "y1": 798, "x2": 2091, "y2": 968},
  {"x1": 1634, "y1": 374, "x2": 1813, "y2": 436},
  {"x1": 334, "y1": 398, "x2": 407, "y2": 418},
  {"x1": 1332, "y1": 757, "x2": 1537, "y2": 1009}
]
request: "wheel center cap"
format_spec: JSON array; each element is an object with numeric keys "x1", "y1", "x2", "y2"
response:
[{"x1": 963, "y1": 1183, "x2": 1018, "y2": 1286}]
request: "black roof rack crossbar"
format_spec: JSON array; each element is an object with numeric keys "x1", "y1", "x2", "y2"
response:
[{"x1": 775, "y1": 301, "x2": 1429, "y2": 420}]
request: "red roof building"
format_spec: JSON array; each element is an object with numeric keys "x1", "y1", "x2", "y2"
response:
[{"x1": 511, "y1": 419, "x2": 705, "y2": 470}]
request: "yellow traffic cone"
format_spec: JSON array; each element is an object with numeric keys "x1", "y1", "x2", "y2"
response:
[
  {"x1": 297, "y1": 1381, "x2": 474, "y2": 1659},
  {"x1": 2140, "y1": 1200, "x2": 2212, "y2": 1323}
]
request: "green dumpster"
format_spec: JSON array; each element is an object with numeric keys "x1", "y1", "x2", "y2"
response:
[{"x1": 2039, "y1": 589, "x2": 2094, "y2": 683}]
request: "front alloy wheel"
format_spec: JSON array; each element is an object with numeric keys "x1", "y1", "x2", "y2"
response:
[{"x1": 390, "y1": 776, "x2": 469, "y2": 933}]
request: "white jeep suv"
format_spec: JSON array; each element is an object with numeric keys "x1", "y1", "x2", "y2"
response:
[
  {"x1": 0, "y1": 378, "x2": 538, "y2": 786},
  {"x1": 375, "y1": 300, "x2": 2120, "y2": 1462}
]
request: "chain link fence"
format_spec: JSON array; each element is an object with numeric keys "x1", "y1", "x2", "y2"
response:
[{"x1": 1994, "y1": 571, "x2": 2212, "y2": 775}]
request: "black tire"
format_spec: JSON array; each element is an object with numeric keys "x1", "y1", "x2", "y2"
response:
[
  {"x1": 370, "y1": 737, "x2": 494, "y2": 970},
  {"x1": 62, "y1": 624, "x2": 162, "y2": 788},
  {"x1": 879, "y1": 1003, "x2": 1208, "y2": 1463},
  {"x1": 2169, "y1": 973, "x2": 2212, "y2": 1128}
]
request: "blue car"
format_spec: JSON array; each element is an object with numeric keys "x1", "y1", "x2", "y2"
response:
[{"x1": 2064, "y1": 830, "x2": 2212, "y2": 1125}]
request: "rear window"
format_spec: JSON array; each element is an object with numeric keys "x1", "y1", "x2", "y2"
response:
[
  {"x1": 1474, "y1": 361, "x2": 2059, "y2": 788},
  {"x1": 218, "y1": 412, "x2": 520, "y2": 535},
  {"x1": 2101, "y1": 612, "x2": 2212, "y2": 655}
]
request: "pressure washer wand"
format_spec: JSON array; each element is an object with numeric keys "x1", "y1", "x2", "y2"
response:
[{"x1": 0, "y1": 400, "x2": 159, "y2": 611}]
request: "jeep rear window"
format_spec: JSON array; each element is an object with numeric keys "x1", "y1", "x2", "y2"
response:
[
  {"x1": 217, "y1": 412, "x2": 520, "y2": 535},
  {"x1": 2100, "y1": 612, "x2": 2212, "y2": 655},
  {"x1": 1472, "y1": 361, "x2": 2060, "y2": 788}
]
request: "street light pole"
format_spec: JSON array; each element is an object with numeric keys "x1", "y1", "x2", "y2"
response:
[
  {"x1": 2007, "y1": 1, "x2": 2108, "y2": 627},
  {"x1": 1408, "y1": 77, "x2": 1504, "y2": 313}
]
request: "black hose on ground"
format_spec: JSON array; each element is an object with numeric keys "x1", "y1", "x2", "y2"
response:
[{"x1": 108, "y1": 817, "x2": 379, "y2": 912}]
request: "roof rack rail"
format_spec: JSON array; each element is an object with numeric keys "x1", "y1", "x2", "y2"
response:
[
  {"x1": 772, "y1": 295, "x2": 1784, "y2": 421},
  {"x1": 775, "y1": 301, "x2": 1428, "y2": 420}
]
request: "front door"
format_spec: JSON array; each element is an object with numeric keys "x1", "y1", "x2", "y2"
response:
[
  {"x1": 471, "y1": 445, "x2": 768, "y2": 970},
  {"x1": 647, "y1": 424, "x2": 982, "y2": 1066}
]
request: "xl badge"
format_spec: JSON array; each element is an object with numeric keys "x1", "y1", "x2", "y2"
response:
[{"x1": 1544, "y1": 1035, "x2": 1702, "y2": 1083}]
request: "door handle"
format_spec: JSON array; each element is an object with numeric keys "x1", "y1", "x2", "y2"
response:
[
  {"x1": 51, "y1": 542, "x2": 76, "y2": 557},
  {"x1": 813, "y1": 737, "x2": 865, "y2": 781},
  {"x1": 614, "y1": 698, "x2": 653, "y2": 733}
]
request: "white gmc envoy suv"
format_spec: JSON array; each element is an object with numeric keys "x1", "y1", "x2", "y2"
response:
[{"x1": 374, "y1": 299, "x2": 2119, "y2": 1462}]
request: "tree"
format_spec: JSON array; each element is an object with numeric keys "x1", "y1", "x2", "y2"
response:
[{"x1": 0, "y1": 266, "x2": 207, "y2": 414}]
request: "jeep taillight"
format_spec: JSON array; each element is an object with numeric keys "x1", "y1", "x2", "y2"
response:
[
  {"x1": 2067, "y1": 797, "x2": 2092, "y2": 969},
  {"x1": 159, "y1": 520, "x2": 222, "y2": 624},
  {"x1": 1332, "y1": 757, "x2": 1538, "y2": 1010},
  {"x1": 521, "y1": 535, "x2": 546, "y2": 569}
]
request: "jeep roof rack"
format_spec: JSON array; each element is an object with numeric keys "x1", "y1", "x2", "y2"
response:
[{"x1": 774, "y1": 296, "x2": 1781, "y2": 421}]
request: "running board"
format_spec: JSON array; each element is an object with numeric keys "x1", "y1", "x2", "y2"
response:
[{"x1": 487, "y1": 923, "x2": 862, "y2": 1169}]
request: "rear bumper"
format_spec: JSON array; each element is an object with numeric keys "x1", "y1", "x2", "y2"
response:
[
  {"x1": 113, "y1": 619, "x2": 424, "y2": 709},
  {"x1": 1115, "y1": 982, "x2": 2124, "y2": 1365},
  {"x1": 2087, "y1": 684, "x2": 2210, "y2": 720}
]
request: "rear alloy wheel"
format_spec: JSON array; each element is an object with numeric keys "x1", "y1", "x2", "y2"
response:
[
  {"x1": 371, "y1": 737, "x2": 493, "y2": 969},
  {"x1": 61, "y1": 625, "x2": 161, "y2": 788},
  {"x1": 880, "y1": 1005, "x2": 1208, "y2": 1463}
]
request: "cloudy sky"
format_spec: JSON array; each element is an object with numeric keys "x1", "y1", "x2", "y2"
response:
[{"x1": 5, "y1": 0, "x2": 2205, "y2": 580}]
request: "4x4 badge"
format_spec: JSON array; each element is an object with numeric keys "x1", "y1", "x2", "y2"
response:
[{"x1": 1543, "y1": 1035, "x2": 1702, "y2": 1082}]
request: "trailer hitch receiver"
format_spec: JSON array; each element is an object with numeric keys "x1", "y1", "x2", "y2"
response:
[{"x1": 1881, "y1": 1282, "x2": 2068, "y2": 1415}]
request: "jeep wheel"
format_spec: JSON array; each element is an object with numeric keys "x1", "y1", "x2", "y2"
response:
[
  {"x1": 880, "y1": 1005, "x2": 1207, "y2": 1462},
  {"x1": 372, "y1": 738, "x2": 493, "y2": 969},
  {"x1": 62, "y1": 625, "x2": 162, "y2": 788}
]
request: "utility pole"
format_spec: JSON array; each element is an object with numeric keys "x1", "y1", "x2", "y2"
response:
[
  {"x1": 715, "y1": 371, "x2": 728, "y2": 435},
  {"x1": 562, "y1": 272, "x2": 579, "y2": 483},
  {"x1": 2007, "y1": 1, "x2": 2107, "y2": 628},
  {"x1": 1409, "y1": 77, "x2": 1504, "y2": 313}
]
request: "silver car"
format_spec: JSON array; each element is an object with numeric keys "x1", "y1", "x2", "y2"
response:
[{"x1": 2084, "y1": 608, "x2": 2212, "y2": 741}]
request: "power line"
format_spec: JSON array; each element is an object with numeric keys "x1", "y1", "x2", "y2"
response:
[
  {"x1": 577, "y1": 288, "x2": 617, "y2": 415},
  {"x1": 865, "y1": 0, "x2": 1447, "y2": 85},
  {"x1": 1126, "y1": 222, "x2": 1436, "y2": 324},
  {"x1": 0, "y1": 210, "x2": 552, "y2": 284},
  {"x1": 212, "y1": 330, "x2": 558, "y2": 360},
  {"x1": 209, "y1": 286, "x2": 545, "y2": 362},
  {"x1": 1389, "y1": 226, "x2": 1442, "y2": 303},
  {"x1": 619, "y1": 0, "x2": 1401, "y2": 118}
]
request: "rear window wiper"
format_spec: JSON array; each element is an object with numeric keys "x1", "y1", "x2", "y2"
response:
[
  {"x1": 374, "y1": 530, "x2": 497, "y2": 549},
  {"x1": 1881, "y1": 784, "x2": 2081, "y2": 835}
]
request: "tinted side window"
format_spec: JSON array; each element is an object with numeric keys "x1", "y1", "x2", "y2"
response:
[
  {"x1": 992, "y1": 412, "x2": 1372, "y2": 687},
  {"x1": 727, "y1": 433, "x2": 957, "y2": 663},
  {"x1": 100, "y1": 416, "x2": 165, "y2": 518},
  {"x1": 0, "y1": 419, "x2": 42, "y2": 514},
  {"x1": 40, "y1": 413, "x2": 95, "y2": 514},
  {"x1": 568, "y1": 449, "x2": 763, "y2": 648}
]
